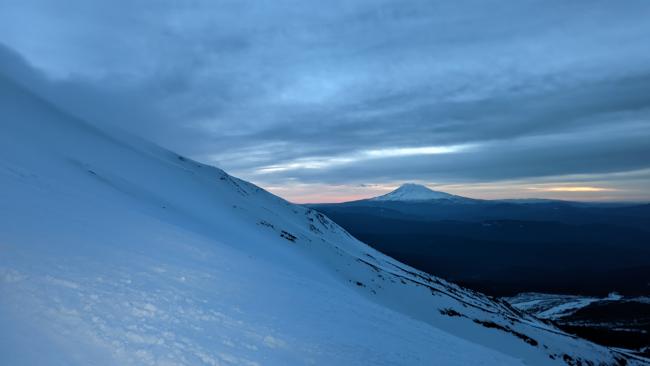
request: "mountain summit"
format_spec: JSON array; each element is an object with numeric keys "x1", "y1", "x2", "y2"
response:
[{"x1": 371, "y1": 183, "x2": 463, "y2": 201}]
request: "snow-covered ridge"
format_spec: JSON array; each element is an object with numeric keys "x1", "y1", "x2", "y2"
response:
[
  {"x1": 370, "y1": 183, "x2": 466, "y2": 201},
  {"x1": 1, "y1": 73, "x2": 647, "y2": 365}
]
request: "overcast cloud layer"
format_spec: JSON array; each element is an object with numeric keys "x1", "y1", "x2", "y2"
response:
[{"x1": 1, "y1": 0, "x2": 649, "y2": 202}]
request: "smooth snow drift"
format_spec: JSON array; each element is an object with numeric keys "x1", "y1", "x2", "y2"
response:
[
  {"x1": 370, "y1": 183, "x2": 467, "y2": 202},
  {"x1": 1, "y1": 73, "x2": 647, "y2": 365}
]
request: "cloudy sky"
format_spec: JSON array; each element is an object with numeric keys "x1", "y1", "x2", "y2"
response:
[{"x1": 2, "y1": 0, "x2": 650, "y2": 202}]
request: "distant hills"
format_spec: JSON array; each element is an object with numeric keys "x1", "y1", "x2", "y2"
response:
[{"x1": 308, "y1": 184, "x2": 650, "y2": 297}]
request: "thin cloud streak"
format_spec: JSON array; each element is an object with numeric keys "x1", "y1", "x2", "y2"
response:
[
  {"x1": 257, "y1": 144, "x2": 473, "y2": 173},
  {"x1": 532, "y1": 187, "x2": 615, "y2": 193}
]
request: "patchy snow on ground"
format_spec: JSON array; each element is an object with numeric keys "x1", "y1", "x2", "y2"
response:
[
  {"x1": 507, "y1": 293, "x2": 624, "y2": 320},
  {"x1": 507, "y1": 293, "x2": 603, "y2": 320},
  {"x1": 1, "y1": 71, "x2": 648, "y2": 366}
]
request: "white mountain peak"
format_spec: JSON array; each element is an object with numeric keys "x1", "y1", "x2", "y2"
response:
[{"x1": 371, "y1": 183, "x2": 458, "y2": 201}]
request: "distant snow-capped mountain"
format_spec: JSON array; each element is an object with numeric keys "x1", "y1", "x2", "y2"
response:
[{"x1": 370, "y1": 183, "x2": 470, "y2": 202}]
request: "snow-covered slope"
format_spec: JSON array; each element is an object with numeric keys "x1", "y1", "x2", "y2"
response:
[
  {"x1": 0, "y1": 75, "x2": 646, "y2": 365},
  {"x1": 370, "y1": 183, "x2": 469, "y2": 202}
]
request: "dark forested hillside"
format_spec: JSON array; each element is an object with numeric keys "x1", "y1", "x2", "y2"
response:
[{"x1": 309, "y1": 201, "x2": 650, "y2": 296}]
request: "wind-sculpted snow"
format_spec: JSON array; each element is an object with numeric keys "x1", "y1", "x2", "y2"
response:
[{"x1": 1, "y1": 75, "x2": 647, "y2": 365}]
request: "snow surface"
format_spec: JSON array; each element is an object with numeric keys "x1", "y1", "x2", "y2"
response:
[
  {"x1": 370, "y1": 183, "x2": 466, "y2": 202},
  {"x1": 1, "y1": 74, "x2": 647, "y2": 365}
]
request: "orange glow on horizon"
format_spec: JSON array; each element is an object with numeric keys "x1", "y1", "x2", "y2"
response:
[
  {"x1": 530, "y1": 186, "x2": 614, "y2": 192},
  {"x1": 260, "y1": 182, "x2": 643, "y2": 204},
  {"x1": 275, "y1": 193, "x2": 375, "y2": 204}
]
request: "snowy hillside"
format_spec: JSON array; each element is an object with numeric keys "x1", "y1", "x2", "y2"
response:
[
  {"x1": 0, "y1": 74, "x2": 647, "y2": 365},
  {"x1": 370, "y1": 183, "x2": 469, "y2": 202}
]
